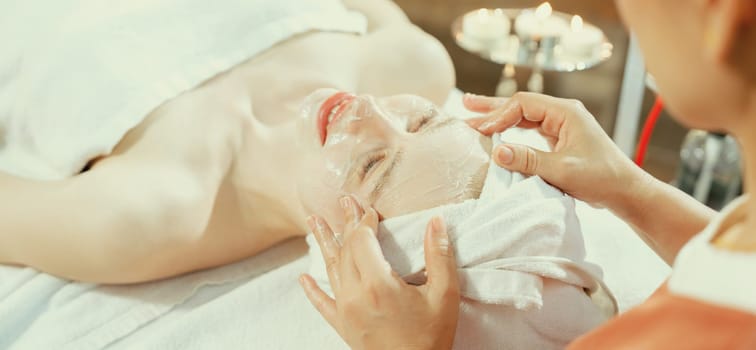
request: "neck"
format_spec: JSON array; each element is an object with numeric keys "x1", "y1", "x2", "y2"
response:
[
  {"x1": 233, "y1": 118, "x2": 308, "y2": 234},
  {"x1": 719, "y1": 94, "x2": 756, "y2": 250}
]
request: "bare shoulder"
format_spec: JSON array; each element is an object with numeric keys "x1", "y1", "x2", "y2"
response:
[
  {"x1": 356, "y1": 20, "x2": 455, "y2": 104},
  {"x1": 340, "y1": 0, "x2": 409, "y2": 29},
  {"x1": 106, "y1": 78, "x2": 250, "y2": 165}
]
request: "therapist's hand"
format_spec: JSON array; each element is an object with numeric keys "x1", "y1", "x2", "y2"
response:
[
  {"x1": 299, "y1": 196, "x2": 460, "y2": 350},
  {"x1": 463, "y1": 92, "x2": 647, "y2": 209}
]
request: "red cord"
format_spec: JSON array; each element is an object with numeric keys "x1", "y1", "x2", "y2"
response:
[{"x1": 634, "y1": 96, "x2": 664, "y2": 166}]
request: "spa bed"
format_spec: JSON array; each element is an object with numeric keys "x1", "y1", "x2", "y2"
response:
[{"x1": 0, "y1": 90, "x2": 669, "y2": 349}]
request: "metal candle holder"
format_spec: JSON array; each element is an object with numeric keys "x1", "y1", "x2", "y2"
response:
[{"x1": 452, "y1": 8, "x2": 613, "y2": 95}]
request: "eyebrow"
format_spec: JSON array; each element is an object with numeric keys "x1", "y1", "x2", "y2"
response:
[{"x1": 425, "y1": 118, "x2": 457, "y2": 133}]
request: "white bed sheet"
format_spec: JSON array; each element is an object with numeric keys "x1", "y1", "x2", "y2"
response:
[{"x1": 0, "y1": 90, "x2": 669, "y2": 349}]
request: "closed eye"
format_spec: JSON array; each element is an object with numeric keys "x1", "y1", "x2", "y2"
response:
[
  {"x1": 359, "y1": 152, "x2": 386, "y2": 181},
  {"x1": 409, "y1": 109, "x2": 438, "y2": 133}
]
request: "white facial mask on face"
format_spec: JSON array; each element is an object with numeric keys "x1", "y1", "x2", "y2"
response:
[{"x1": 297, "y1": 88, "x2": 506, "y2": 232}]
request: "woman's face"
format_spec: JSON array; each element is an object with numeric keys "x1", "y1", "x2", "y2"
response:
[{"x1": 296, "y1": 88, "x2": 490, "y2": 230}]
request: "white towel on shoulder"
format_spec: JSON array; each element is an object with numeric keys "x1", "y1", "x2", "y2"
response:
[
  {"x1": 307, "y1": 133, "x2": 617, "y2": 349},
  {"x1": 0, "y1": 0, "x2": 366, "y2": 180}
]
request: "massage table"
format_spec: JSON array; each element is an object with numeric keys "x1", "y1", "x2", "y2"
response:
[{"x1": 0, "y1": 90, "x2": 669, "y2": 349}]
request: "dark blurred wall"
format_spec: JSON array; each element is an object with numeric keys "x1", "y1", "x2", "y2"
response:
[
  {"x1": 394, "y1": 0, "x2": 627, "y2": 133},
  {"x1": 394, "y1": 0, "x2": 686, "y2": 181}
]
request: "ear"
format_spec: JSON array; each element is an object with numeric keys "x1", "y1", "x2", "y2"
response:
[{"x1": 704, "y1": 0, "x2": 755, "y2": 64}]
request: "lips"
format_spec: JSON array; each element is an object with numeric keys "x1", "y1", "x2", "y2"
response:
[{"x1": 317, "y1": 92, "x2": 355, "y2": 145}]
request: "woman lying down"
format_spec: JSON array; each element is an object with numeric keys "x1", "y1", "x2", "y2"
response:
[
  {"x1": 0, "y1": 0, "x2": 454, "y2": 281},
  {"x1": 299, "y1": 88, "x2": 617, "y2": 349},
  {"x1": 0, "y1": 0, "x2": 614, "y2": 347}
]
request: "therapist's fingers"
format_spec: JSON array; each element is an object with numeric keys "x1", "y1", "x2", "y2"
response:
[
  {"x1": 467, "y1": 93, "x2": 547, "y2": 136},
  {"x1": 338, "y1": 196, "x2": 368, "y2": 283},
  {"x1": 465, "y1": 115, "x2": 540, "y2": 134},
  {"x1": 341, "y1": 202, "x2": 381, "y2": 285},
  {"x1": 469, "y1": 92, "x2": 572, "y2": 137},
  {"x1": 299, "y1": 274, "x2": 339, "y2": 330},
  {"x1": 463, "y1": 94, "x2": 527, "y2": 135},
  {"x1": 343, "y1": 206, "x2": 379, "y2": 251},
  {"x1": 493, "y1": 143, "x2": 559, "y2": 177},
  {"x1": 462, "y1": 93, "x2": 506, "y2": 113},
  {"x1": 465, "y1": 116, "x2": 488, "y2": 129},
  {"x1": 339, "y1": 233, "x2": 362, "y2": 284},
  {"x1": 423, "y1": 216, "x2": 460, "y2": 304},
  {"x1": 307, "y1": 215, "x2": 343, "y2": 292},
  {"x1": 348, "y1": 209, "x2": 398, "y2": 284},
  {"x1": 473, "y1": 102, "x2": 524, "y2": 136},
  {"x1": 340, "y1": 195, "x2": 364, "y2": 238}
]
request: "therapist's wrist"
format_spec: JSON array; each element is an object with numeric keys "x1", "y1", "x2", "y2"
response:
[{"x1": 604, "y1": 163, "x2": 656, "y2": 217}]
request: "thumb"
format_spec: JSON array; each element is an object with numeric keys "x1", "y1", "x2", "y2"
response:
[
  {"x1": 423, "y1": 216, "x2": 459, "y2": 303},
  {"x1": 494, "y1": 143, "x2": 556, "y2": 178}
]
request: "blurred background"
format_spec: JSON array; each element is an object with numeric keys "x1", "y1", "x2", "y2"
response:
[{"x1": 394, "y1": 0, "x2": 687, "y2": 183}]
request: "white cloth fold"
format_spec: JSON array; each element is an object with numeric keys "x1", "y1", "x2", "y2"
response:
[
  {"x1": 0, "y1": 0, "x2": 366, "y2": 180},
  {"x1": 307, "y1": 133, "x2": 617, "y2": 349},
  {"x1": 0, "y1": 239, "x2": 308, "y2": 349}
]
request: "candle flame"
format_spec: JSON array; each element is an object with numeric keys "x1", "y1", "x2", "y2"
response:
[
  {"x1": 571, "y1": 15, "x2": 584, "y2": 31},
  {"x1": 535, "y1": 2, "x2": 552, "y2": 20}
]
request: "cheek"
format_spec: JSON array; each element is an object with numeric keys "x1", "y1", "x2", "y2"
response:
[
  {"x1": 373, "y1": 132, "x2": 490, "y2": 218},
  {"x1": 298, "y1": 148, "x2": 351, "y2": 196},
  {"x1": 372, "y1": 175, "x2": 453, "y2": 218},
  {"x1": 299, "y1": 184, "x2": 347, "y2": 230},
  {"x1": 296, "y1": 164, "x2": 348, "y2": 228}
]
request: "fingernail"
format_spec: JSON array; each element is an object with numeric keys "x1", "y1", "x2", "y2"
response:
[
  {"x1": 479, "y1": 120, "x2": 496, "y2": 131},
  {"x1": 350, "y1": 197, "x2": 362, "y2": 218},
  {"x1": 497, "y1": 146, "x2": 514, "y2": 164},
  {"x1": 306, "y1": 215, "x2": 317, "y2": 232},
  {"x1": 339, "y1": 196, "x2": 350, "y2": 211},
  {"x1": 431, "y1": 216, "x2": 446, "y2": 233},
  {"x1": 309, "y1": 216, "x2": 326, "y2": 234},
  {"x1": 430, "y1": 217, "x2": 451, "y2": 255}
]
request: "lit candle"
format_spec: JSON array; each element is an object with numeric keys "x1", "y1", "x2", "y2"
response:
[
  {"x1": 462, "y1": 8, "x2": 511, "y2": 43},
  {"x1": 560, "y1": 15, "x2": 603, "y2": 57},
  {"x1": 514, "y1": 2, "x2": 568, "y2": 39}
]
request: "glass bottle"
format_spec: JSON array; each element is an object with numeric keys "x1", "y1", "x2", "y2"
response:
[
  {"x1": 675, "y1": 129, "x2": 708, "y2": 196},
  {"x1": 706, "y1": 134, "x2": 742, "y2": 210},
  {"x1": 675, "y1": 130, "x2": 742, "y2": 209}
]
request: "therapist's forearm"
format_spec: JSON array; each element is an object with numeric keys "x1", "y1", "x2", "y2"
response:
[{"x1": 609, "y1": 171, "x2": 716, "y2": 265}]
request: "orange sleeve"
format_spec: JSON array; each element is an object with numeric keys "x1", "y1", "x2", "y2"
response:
[{"x1": 567, "y1": 284, "x2": 756, "y2": 350}]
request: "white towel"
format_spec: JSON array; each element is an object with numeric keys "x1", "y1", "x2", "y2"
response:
[
  {"x1": 0, "y1": 0, "x2": 366, "y2": 180},
  {"x1": 307, "y1": 134, "x2": 618, "y2": 349},
  {"x1": 0, "y1": 239, "x2": 309, "y2": 350}
]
